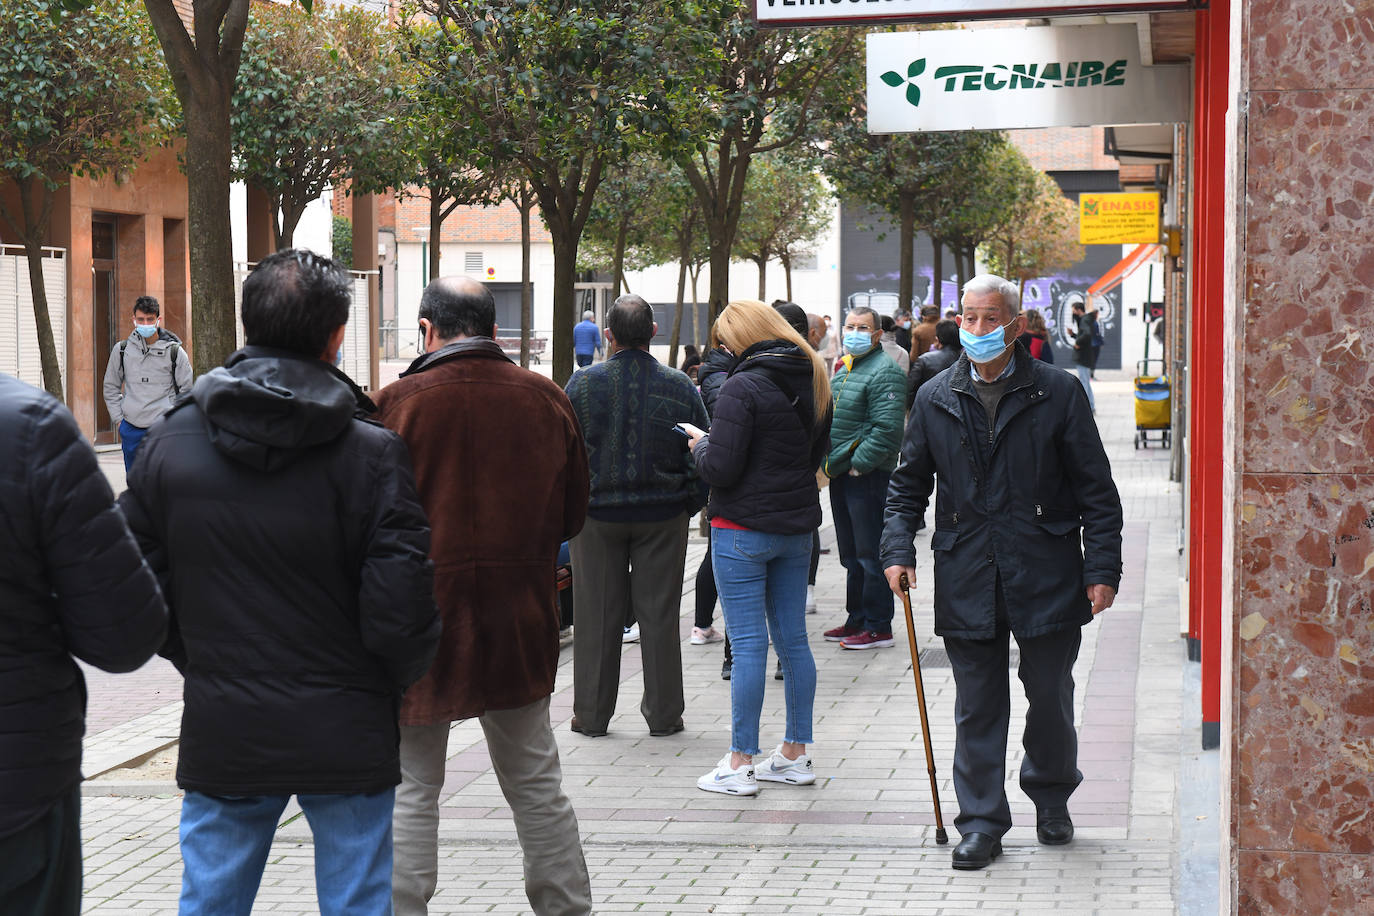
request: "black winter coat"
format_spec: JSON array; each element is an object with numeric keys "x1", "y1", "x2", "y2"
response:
[
  {"x1": 0, "y1": 376, "x2": 166, "y2": 837},
  {"x1": 906, "y1": 346, "x2": 960, "y2": 409},
  {"x1": 880, "y1": 345, "x2": 1123, "y2": 639},
  {"x1": 697, "y1": 346, "x2": 736, "y2": 417},
  {"x1": 119, "y1": 347, "x2": 440, "y2": 797},
  {"x1": 692, "y1": 341, "x2": 831, "y2": 535}
]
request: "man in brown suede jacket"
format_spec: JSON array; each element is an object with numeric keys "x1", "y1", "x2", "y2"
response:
[{"x1": 376, "y1": 277, "x2": 593, "y2": 916}]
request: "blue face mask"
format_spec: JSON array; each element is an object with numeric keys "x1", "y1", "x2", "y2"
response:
[
  {"x1": 843, "y1": 330, "x2": 875, "y2": 356},
  {"x1": 133, "y1": 324, "x2": 157, "y2": 338},
  {"x1": 958, "y1": 324, "x2": 1011, "y2": 364}
]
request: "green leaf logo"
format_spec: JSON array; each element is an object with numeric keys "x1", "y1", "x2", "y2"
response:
[{"x1": 881, "y1": 60, "x2": 926, "y2": 108}]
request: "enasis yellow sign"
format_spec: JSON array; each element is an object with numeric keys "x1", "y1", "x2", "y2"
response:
[{"x1": 1078, "y1": 192, "x2": 1160, "y2": 244}]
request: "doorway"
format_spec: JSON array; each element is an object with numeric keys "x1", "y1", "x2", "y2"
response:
[{"x1": 92, "y1": 217, "x2": 119, "y2": 443}]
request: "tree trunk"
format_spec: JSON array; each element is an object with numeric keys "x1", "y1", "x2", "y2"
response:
[
  {"x1": 668, "y1": 241, "x2": 688, "y2": 368},
  {"x1": 690, "y1": 267, "x2": 704, "y2": 351},
  {"x1": 612, "y1": 215, "x2": 629, "y2": 296},
  {"x1": 549, "y1": 233, "x2": 579, "y2": 386},
  {"x1": 428, "y1": 193, "x2": 444, "y2": 281},
  {"x1": 755, "y1": 253, "x2": 767, "y2": 301},
  {"x1": 519, "y1": 187, "x2": 532, "y2": 369},
  {"x1": 932, "y1": 238, "x2": 944, "y2": 312},
  {"x1": 277, "y1": 192, "x2": 310, "y2": 251},
  {"x1": 184, "y1": 88, "x2": 239, "y2": 376},
  {"x1": 898, "y1": 190, "x2": 915, "y2": 315},
  {"x1": 955, "y1": 245, "x2": 970, "y2": 302},
  {"x1": 3, "y1": 178, "x2": 64, "y2": 399},
  {"x1": 782, "y1": 252, "x2": 793, "y2": 303}
]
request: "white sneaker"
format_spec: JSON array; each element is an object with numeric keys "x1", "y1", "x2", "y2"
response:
[
  {"x1": 697, "y1": 754, "x2": 758, "y2": 796},
  {"x1": 690, "y1": 626, "x2": 724, "y2": 645},
  {"x1": 622, "y1": 623, "x2": 640, "y2": 643},
  {"x1": 755, "y1": 746, "x2": 816, "y2": 785},
  {"x1": 805, "y1": 586, "x2": 817, "y2": 614}
]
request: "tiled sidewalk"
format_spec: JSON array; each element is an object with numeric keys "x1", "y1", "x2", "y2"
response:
[{"x1": 80, "y1": 369, "x2": 1188, "y2": 914}]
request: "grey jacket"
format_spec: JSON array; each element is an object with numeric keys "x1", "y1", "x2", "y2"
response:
[{"x1": 103, "y1": 329, "x2": 193, "y2": 428}]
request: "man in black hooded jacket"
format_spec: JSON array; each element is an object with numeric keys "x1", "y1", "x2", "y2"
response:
[{"x1": 119, "y1": 249, "x2": 440, "y2": 915}]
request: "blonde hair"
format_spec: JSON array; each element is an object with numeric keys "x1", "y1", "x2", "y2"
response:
[{"x1": 711, "y1": 299, "x2": 831, "y2": 423}]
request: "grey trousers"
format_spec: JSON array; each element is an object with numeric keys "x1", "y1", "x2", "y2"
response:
[
  {"x1": 569, "y1": 512, "x2": 690, "y2": 733},
  {"x1": 392, "y1": 697, "x2": 592, "y2": 916}
]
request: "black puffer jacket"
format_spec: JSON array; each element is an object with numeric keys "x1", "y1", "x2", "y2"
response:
[
  {"x1": 692, "y1": 341, "x2": 832, "y2": 534},
  {"x1": 0, "y1": 376, "x2": 166, "y2": 837},
  {"x1": 906, "y1": 346, "x2": 960, "y2": 409},
  {"x1": 881, "y1": 345, "x2": 1122, "y2": 639},
  {"x1": 119, "y1": 347, "x2": 440, "y2": 796},
  {"x1": 697, "y1": 346, "x2": 736, "y2": 417}
]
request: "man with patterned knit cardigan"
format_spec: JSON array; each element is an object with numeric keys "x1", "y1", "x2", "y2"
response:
[{"x1": 564, "y1": 295, "x2": 710, "y2": 738}]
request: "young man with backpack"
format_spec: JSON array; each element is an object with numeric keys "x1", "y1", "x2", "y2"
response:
[{"x1": 102, "y1": 295, "x2": 193, "y2": 471}]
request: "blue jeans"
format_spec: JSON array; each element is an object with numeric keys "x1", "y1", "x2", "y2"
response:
[
  {"x1": 830, "y1": 470, "x2": 895, "y2": 635},
  {"x1": 712, "y1": 527, "x2": 816, "y2": 755},
  {"x1": 118, "y1": 419, "x2": 147, "y2": 472},
  {"x1": 1073, "y1": 365, "x2": 1095, "y2": 412},
  {"x1": 179, "y1": 789, "x2": 395, "y2": 916}
]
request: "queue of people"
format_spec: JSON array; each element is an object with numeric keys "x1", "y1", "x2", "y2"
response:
[{"x1": 1, "y1": 255, "x2": 1122, "y2": 916}]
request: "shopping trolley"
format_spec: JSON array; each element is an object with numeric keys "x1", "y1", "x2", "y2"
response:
[{"x1": 1133, "y1": 359, "x2": 1171, "y2": 449}]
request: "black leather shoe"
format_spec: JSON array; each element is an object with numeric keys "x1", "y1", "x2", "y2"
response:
[
  {"x1": 721, "y1": 659, "x2": 733, "y2": 680},
  {"x1": 774, "y1": 662, "x2": 784, "y2": 680},
  {"x1": 649, "y1": 718, "x2": 685, "y2": 737},
  {"x1": 951, "y1": 832, "x2": 1002, "y2": 870},
  {"x1": 569, "y1": 716, "x2": 607, "y2": 738},
  {"x1": 1036, "y1": 807, "x2": 1074, "y2": 845}
]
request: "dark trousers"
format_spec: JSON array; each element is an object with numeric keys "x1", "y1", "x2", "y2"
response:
[
  {"x1": 943, "y1": 597, "x2": 1084, "y2": 838},
  {"x1": 575, "y1": 353, "x2": 593, "y2": 368},
  {"x1": 0, "y1": 788, "x2": 82, "y2": 916},
  {"x1": 570, "y1": 513, "x2": 689, "y2": 733},
  {"x1": 830, "y1": 470, "x2": 895, "y2": 634},
  {"x1": 118, "y1": 418, "x2": 147, "y2": 472}
]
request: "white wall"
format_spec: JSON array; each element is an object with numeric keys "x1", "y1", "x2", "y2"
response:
[{"x1": 393, "y1": 240, "x2": 557, "y2": 358}]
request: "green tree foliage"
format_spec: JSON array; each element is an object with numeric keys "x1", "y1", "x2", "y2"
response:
[
  {"x1": 331, "y1": 214, "x2": 353, "y2": 269},
  {"x1": 931, "y1": 140, "x2": 1040, "y2": 292},
  {"x1": 362, "y1": 21, "x2": 501, "y2": 282},
  {"x1": 400, "y1": 0, "x2": 699, "y2": 384},
  {"x1": 0, "y1": 0, "x2": 172, "y2": 398},
  {"x1": 979, "y1": 168, "x2": 1085, "y2": 297},
  {"x1": 733, "y1": 153, "x2": 832, "y2": 302},
  {"x1": 580, "y1": 156, "x2": 683, "y2": 293},
  {"x1": 233, "y1": 3, "x2": 406, "y2": 250},
  {"x1": 661, "y1": 4, "x2": 858, "y2": 324}
]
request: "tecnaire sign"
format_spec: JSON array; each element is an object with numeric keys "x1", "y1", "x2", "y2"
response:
[
  {"x1": 867, "y1": 26, "x2": 1189, "y2": 133},
  {"x1": 755, "y1": 0, "x2": 1196, "y2": 28}
]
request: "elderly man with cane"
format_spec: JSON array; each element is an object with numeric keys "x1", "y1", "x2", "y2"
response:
[{"x1": 880, "y1": 274, "x2": 1122, "y2": 871}]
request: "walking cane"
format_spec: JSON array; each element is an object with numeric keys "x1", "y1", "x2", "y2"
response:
[{"x1": 899, "y1": 572, "x2": 948, "y2": 845}]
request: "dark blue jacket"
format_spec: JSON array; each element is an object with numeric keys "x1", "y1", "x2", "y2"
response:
[
  {"x1": 697, "y1": 346, "x2": 735, "y2": 417},
  {"x1": 692, "y1": 341, "x2": 831, "y2": 535},
  {"x1": 0, "y1": 376, "x2": 166, "y2": 837},
  {"x1": 565, "y1": 348, "x2": 709, "y2": 521},
  {"x1": 880, "y1": 344, "x2": 1122, "y2": 639}
]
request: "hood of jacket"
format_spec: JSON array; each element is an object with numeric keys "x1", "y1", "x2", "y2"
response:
[
  {"x1": 731, "y1": 340, "x2": 816, "y2": 405},
  {"x1": 191, "y1": 346, "x2": 375, "y2": 471},
  {"x1": 398, "y1": 336, "x2": 512, "y2": 378},
  {"x1": 697, "y1": 346, "x2": 737, "y2": 417}
]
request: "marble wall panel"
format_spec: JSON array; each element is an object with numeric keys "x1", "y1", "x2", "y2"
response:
[
  {"x1": 1237, "y1": 850, "x2": 1374, "y2": 915},
  {"x1": 1235, "y1": 473, "x2": 1374, "y2": 856},
  {"x1": 1246, "y1": 0, "x2": 1374, "y2": 92},
  {"x1": 1241, "y1": 90, "x2": 1374, "y2": 475}
]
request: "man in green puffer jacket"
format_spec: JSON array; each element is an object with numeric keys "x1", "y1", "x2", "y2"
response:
[{"x1": 821, "y1": 306, "x2": 908, "y2": 650}]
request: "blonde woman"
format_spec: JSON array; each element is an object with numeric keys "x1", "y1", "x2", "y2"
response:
[{"x1": 680, "y1": 300, "x2": 832, "y2": 795}]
